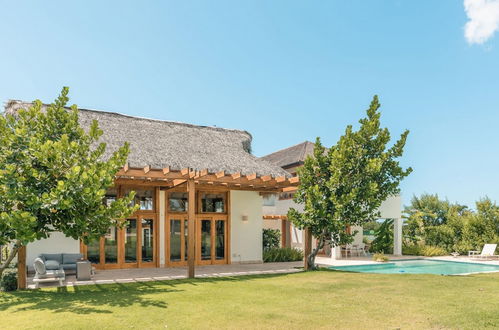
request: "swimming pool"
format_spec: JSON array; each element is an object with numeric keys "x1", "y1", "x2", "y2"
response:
[{"x1": 330, "y1": 259, "x2": 499, "y2": 275}]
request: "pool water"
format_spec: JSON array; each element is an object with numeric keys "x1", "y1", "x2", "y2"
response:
[{"x1": 330, "y1": 259, "x2": 499, "y2": 275}]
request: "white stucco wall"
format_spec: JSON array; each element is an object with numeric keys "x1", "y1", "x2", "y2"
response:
[
  {"x1": 230, "y1": 190, "x2": 263, "y2": 263},
  {"x1": 159, "y1": 190, "x2": 166, "y2": 267},
  {"x1": 26, "y1": 232, "x2": 80, "y2": 270},
  {"x1": 378, "y1": 195, "x2": 402, "y2": 219}
]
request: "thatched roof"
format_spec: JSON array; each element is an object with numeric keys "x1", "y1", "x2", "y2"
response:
[
  {"x1": 261, "y1": 141, "x2": 316, "y2": 169},
  {"x1": 4, "y1": 100, "x2": 290, "y2": 178}
]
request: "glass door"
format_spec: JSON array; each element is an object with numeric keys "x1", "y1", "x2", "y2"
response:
[
  {"x1": 168, "y1": 216, "x2": 188, "y2": 265},
  {"x1": 197, "y1": 216, "x2": 227, "y2": 265},
  {"x1": 124, "y1": 218, "x2": 138, "y2": 266},
  {"x1": 138, "y1": 216, "x2": 156, "y2": 267}
]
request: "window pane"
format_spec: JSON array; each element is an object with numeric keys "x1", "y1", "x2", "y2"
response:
[
  {"x1": 200, "y1": 220, "x2": 212, "y2": 260},
  {"x1": 169, "y1": 192, "x2": 188, "y2": 212},
  {"x1": 104, "y1": 227, "x2": 118, "y2": 264},
  {"x1": 170, "y1": 219, "x2": 181, "y2": 261},
  {"x1": 141, "y1": 219, "x2": 154, "y2": 262},
  {"x1": 201, "y1": 193, "x2": 225, "y2": 213},
  {"x1": 215, "y1": 220, "x2": 225, "y2": 260},
  {"x1": 262, "y1": 194, "x2": 277, "y2": 206},
  {"x1": 104, "y1": 188, "x2": 117, "y2": 206},
  {"x1": 184, "y1": 220, "x2": 188, "y2": 261},
  {"x1": 87, "y1": 239, "x2": 100, "y2": 264},
  {"x1": 124, "y1": 188, "x2": 154, "y2": 210},
  {"x1": 125, "y1": 219, "x2": 137, "y2": 263}
]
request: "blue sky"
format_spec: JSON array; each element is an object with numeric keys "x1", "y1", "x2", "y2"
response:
[{"x1": 1, "y1": 1, "x2": 499, "y2": 207}]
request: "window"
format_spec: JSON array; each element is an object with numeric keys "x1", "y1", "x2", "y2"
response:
[
  {"x1": 104, "y1": 188, "x2": 117, "y2": 206},
  {"x1": 169, "y1": 192, "x2": 188, "y2": 212},
  {"x1": 201, "y1": 193, "x2": 226, "y2": 213},
  {"x1": 262, "y1": 193, "x2": 277, "y2": 206},
  {"x1": 124, "y1": 188, "x2": 154, "y2": 211}
]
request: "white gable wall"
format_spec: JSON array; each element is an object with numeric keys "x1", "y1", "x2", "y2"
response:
[{"x1": 230, "y1": 190, "x2": 263, "y2": 263}]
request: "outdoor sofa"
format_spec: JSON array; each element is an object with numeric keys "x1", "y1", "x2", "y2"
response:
[{"x1": 37, "y1": 253, "x2": 83, "y2": 274}]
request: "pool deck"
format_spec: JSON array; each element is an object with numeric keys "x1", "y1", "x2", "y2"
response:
[
  {"x1": 27, "y1": 261, "x2": 303, "y2": 289},
  {"x1": 316, "y1": 255, "x2": 499, "y2": 267}
]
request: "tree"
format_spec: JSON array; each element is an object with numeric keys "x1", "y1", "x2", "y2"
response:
[
  {"x1": 288, "y1": 96, "x2": 412, "y2": 269},
  {"x1": 0, "y1": 88, "x2": 137, "y2": 277},
  {"x1": 370, "y1": 219, "x2": 394, "y2": 253}
]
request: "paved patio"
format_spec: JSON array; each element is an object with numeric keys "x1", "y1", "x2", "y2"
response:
[{"x1": 27, "y1": 261, "x2": 303, "y2": 289}]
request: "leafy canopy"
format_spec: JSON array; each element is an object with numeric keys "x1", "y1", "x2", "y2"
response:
[
  {"x1": 288, "y1": 96, "x2": 412, "y2": 265},
  {"x1": 0, "y1": 87, "x2": 137, "y2": 248}
]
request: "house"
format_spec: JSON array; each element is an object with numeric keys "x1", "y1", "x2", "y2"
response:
[
  {"x1": 260, "y1": 141, "x2": 403, "y2": 258},
  {"x1": 4, "y1": 101, "x2": 299, "y2": 278}
]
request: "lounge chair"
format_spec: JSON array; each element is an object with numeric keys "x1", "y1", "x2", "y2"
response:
[
  {"x1": 32, "y1": 257, "x2": 65, "y2": 288},
  {"x1": 468, "y1": 244, "x2": 498, "y2": 260}
]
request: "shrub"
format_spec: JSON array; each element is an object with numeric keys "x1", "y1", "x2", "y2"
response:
[
  {"x1": 263, "y1": 229, "x2": 280, "y2": 250},
  {"x1": 263, "y1": 247, "x2": 303, "y2": 263},
  {"x1": 0, "y1": 269, "x2": 18, "y2": 292},
  {"x1": 402, "y1": 244, "x2": 447, "y2": 257},
  {"x1": 420, "y1": 245, "x2": 447, "y2": 257},
  {"x1": 373, "y1": 253, "x2": 389, "y2": 262}
]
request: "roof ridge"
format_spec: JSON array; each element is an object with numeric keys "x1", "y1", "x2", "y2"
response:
[{"x1": 4, "y1": 100, "x2": 252, "y2": 138}]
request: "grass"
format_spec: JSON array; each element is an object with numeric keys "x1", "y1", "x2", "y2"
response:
[{"x1": 1, "y1": 270, "x2": 499, "y2": 329}]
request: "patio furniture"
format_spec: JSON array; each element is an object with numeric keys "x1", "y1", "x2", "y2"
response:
[
  {"x1": 38, "y1": 253, "x2": 83, "y2": 274},
  {"x1": 468, "y1": 244, "x2": 497, "y2": 260},
  {"x1": 32, "y1": 257, "x2": 65, "y2": 288},
  {"x1": 76, "y1": 260, "x2": 92, "y2": 281}
]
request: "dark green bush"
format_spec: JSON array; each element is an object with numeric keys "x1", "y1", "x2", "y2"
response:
[
  {"x1": 263, "y1": 229, "x2": 280, "y2": 250},
  {"x1": 263, "y1": 247, "x2": 303, "y2": 263},
  {"x1": 1, "y1": 269, "x2": 18, "y2": 292}
]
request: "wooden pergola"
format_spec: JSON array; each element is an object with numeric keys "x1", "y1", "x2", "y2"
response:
[{"x1": 114, "y1": 165, "x2": 299, "y2": 278}]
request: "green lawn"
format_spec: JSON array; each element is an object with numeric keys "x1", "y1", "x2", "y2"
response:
[{"x1": 1, "y1": 270, "x2": 499, "y2": 329}]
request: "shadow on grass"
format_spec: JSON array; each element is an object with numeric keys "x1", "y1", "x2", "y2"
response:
[{"x1": 0, "y1": 271, "x2": 301, "y2": 315}]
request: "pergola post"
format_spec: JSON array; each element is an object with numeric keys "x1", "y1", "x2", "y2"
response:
[
  {"x1": 393, "y1": 218, "x2": 402, "y2": 256},
  {"x1": 187, "y1": 179, "x2": 196, "y2": 278},
  {"x1": 304, "y1": 228, "x2": 312, "y2": 270},
  {"x1": 17, "y1": 245, "x2": 27, "y2": 290}
]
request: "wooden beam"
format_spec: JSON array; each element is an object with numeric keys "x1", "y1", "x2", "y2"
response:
[
  {"x1": 261, "y1": 175, "x2": 272, "y2": 182},
  {"x1": 123, "y1": 163, "x2": 129, "y2": 173},
  {"x1": 246, "y1": 173, "x2": 257, "y2": 181},
  {"x1": 181, "y1": 168, "x2": 190, "y2": 177},
  {"x1": 187, "y1": 179, "x2": 196, "y2": 278},
  {"x1": 282, "y1": 187, "x2": 297, "y2": 192},
  {"x1": 196, "y1": 168, "x2": 209, "y2": 178},
  {"x1": 143, "y1": 165, "x2": 151, "y2": 174},
  {"x1": 173, "y1": 179, "x2": 187, "y2": 187},
  {"x1": 162, "y1": 166, "x2": 170, "y2": 175},
  {"x1": 215, "y1": 170, "x2": 225, "y2": 179},
  {"x1": 17, "y1": 245, "x2": 26, "y2": 289},
  {"x1": 289, "y1": 176, "x2": 299, "y2": 184},
  {"x1": 231, "y1": 172, "x2": 241, "y2": 180},
  {"x1": 276, "y1": 176, "x2": 286, "y2": 183}
]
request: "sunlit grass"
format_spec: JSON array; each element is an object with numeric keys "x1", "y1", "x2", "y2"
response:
[{"x1": 1, "y1": 269, "x2": 498, "y2": 329}]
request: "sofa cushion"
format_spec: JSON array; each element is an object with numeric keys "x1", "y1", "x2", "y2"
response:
[
  {"x1": 62, "y1": 253, "x2": 83, "y2": 264},
  {"x1": 33, "y1": 257, "x2": 46, "y2": 275},
  {"x1": 41, "y1": 253, "x2": 63, "y2": 264},
  {"x1": 62, "y1": 263, "x2": 77, "y2": 271},
  {"x1": 45, "y1": 260, "x2": 61, "y2": 270}
]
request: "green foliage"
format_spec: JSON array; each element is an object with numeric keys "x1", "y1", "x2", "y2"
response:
[
  {"x1": 0, "y1": 269, "x2": 17, "y2": 291},
  {"x1": 0, "y1": 88, "x2": 137, "y2": 273},
  {"x1": 288, "y1": 96, "x2": 411, "y2": 268},
  {"x1": 404, "y1": 194, "x2": 499, "y2": 254},
  {"x1": 262, "y1": 229, "x2": 280, "y2": 250},
  {"x1": 402, "y1": 244, "x2": 447, "y2": 256},
  {"x1": 263, "y1": 247, "x2": 304, "y2": 263},
  {"x1": 370, "y1": 219, "x2": 394, "y2": 253},
  {"x1": 372, "y1": 253, "x2": 389, "y2": 262}
]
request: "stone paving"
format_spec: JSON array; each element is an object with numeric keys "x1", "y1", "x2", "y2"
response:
[{"x1": 27, "y1": 261, "x2": 303, "y2": 289}]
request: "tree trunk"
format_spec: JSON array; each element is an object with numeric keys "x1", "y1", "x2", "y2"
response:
[
  {"x1": 0, "y1": 241, "x2": 20, "y2": 279},
  {"x1": 306, "y1": 234, "x2": 325, "y2": 270}
]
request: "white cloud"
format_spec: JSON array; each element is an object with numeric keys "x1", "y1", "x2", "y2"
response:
[{"x1": 464, "y1": 0, "x2": 499, "y2": 44}]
